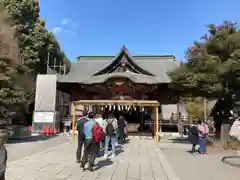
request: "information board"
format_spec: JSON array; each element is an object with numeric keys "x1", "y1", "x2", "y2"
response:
[{"x1": 34, "y1": 112, "x2": 55, "y2": 123}]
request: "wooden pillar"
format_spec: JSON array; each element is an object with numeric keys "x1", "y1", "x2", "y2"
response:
[
  {"x1": 154, "y1": 106, "x2": 159, "y2": 144},
  {"x1": 71, "y1": 102, "x2": 76, "y2": 143}
]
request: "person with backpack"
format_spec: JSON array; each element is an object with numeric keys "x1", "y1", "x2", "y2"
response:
[
  {"x1": 81, "y1": 112, "x2": 102, "y2": 172},
  {"x1": 76, "y1": 111, "x2": 88, "y2": 163},
  {"x1": 103, "y1": 113, "x2": 118, "y2": 159},
  {"x1": 93, "y1": 114, "x2": 104, "y2": 157},
  {"x1": 188, "y1": 120, "x2": 199, "y2": 155}
]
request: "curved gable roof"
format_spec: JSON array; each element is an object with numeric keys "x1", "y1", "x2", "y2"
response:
[
  {"x1": 94, "y1": 45, "x2": 154, "y2": 76},
  {"x1": 57, "y1": 46, "x2": 179, "y2": 84}
]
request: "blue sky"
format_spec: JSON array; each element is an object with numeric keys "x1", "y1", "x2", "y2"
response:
[{"x1": 39, "y1": 0, "x2": 240, "y2": 62}]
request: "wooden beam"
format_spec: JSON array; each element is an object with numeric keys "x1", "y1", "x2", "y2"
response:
[
  {"x1": 154, "y1": 106, "x2": 159, "y2": 144},
  {"x1": 71, "y1": 102, "x2": 76, "y2": 143},
  {"x1": 74, "y1": 100, "x2": 159, "y2": 107}
]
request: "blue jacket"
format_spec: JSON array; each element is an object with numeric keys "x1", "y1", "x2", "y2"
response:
[{"x1": 83, "y1": 119, "x2": 95, "y2": 139}]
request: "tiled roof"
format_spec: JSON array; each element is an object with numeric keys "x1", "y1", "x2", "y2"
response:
[{"x1": 57, "y1": 47, "x2": 180, "y2": 84}]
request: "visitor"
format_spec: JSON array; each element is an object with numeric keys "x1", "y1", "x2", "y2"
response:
[
  {"x1": 197, "y1": 119, "x2": 209, "y2": 154},
  {"x1": 95, "y1": 113, "x2": 105, "y2": 156},
  {"x1": 76, "y1": 111, "x2": 88, "y2": 163},
  {"x1": 80, "y1": 112, "x2": 96, "y2": 171},
  {"x1": 103, "y1": 113, "x2": 118, "y2": 159},
  {"x1": 188, "y1": 120, "x2": 199, "y2": 155},
  {"x1": 118, "y1": 115, "x2": 126, "y2": 143}
]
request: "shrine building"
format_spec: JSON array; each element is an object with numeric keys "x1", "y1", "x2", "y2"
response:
[{"x1": 33, "y1": 46, "x2": 188, "y2": 138}]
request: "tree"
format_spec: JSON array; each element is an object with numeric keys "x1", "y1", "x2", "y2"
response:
[
  {"x1": 0, "y1": 10, "x2": 26, "y2": 142},
  {"x1": 169, "y1": 21, "x2": 240, "y2": 147},
  {"x1": 3, "y1": 0, "x2": 41, "y2": 73},
  {"x1": 183, "y1": 97, "x2": 205, "y2": 121},
  {"x1": 3, "y1": 0, "x2": 70, "y2": 77}
]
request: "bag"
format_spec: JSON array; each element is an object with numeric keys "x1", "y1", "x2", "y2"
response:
[
  {"x1": 229, "y1": 118, "x2": 240, "y2": 141},
  {"x1": 92, "y1": 123, "x2": 103, "y2": 143},
  {"x1": 105, "y1": 119, "x2": 115, "y2": 136},
  {"x1": 189, "y1": 126, "x2": 198, "y2": 135}
]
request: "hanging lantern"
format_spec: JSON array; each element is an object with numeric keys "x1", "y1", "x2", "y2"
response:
[{"x1": 142, "y1": 107, "x2": 145, "y2": 112}]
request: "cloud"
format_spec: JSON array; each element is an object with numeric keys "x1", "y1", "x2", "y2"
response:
[
  {"x1": 61, "y1": 18, "x2": 71, "y2": 25},
  {"x1": 51, "y1": 18, "x2": 77, "y2": 36},
  {"x1": 61, "y1": 18, "x2": 77, "y2": 28},
  {"x1": 52, "y1": 27, "x2": 62, "y2": 34}
]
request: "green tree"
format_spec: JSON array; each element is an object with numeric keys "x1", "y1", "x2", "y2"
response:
[
  {"x1": 0, "y1": 10, "x2": 26, "y2": 142},
  {"x1": 3, "y1": 0, "x2": 70, "y2": 76},
  {"x1": 183, "y1": 97, "x2": 205, "y2": 121},
  {"x1": 169, "y1": 21, "x2": 240, "y2": 147},
  {"x1": 3, "y1": 0, "x2": 41, "y2": 73}
]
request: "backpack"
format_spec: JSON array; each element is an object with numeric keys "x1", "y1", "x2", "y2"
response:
[
  {"x1": 105, "y1": 119, "x2": 115, "y2": 136},
  {"x1": 92, "y1": 123, "x2": 103, "y2": 143},
  {"x1": 189, "y1": 125, "x2": 198, "y2": 135}
]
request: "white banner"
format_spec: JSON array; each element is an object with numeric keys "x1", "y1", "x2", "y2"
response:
[{"x1": 34, "y1": 112, "x2": 55, "y2": 123}]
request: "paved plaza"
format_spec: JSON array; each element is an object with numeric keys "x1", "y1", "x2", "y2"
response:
[
  {"x1": 6, "y1": 137, "x2": 175, "y2": 180},
  {"x1": 6, "y1": 135, "x2": 240, "y2": 180},
  {"x1": 159, "y1": 138, "x2": 240, "y2": 180}
]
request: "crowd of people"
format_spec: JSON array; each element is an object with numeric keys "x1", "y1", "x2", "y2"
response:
[
  {"x1": 75, "y1": 111, "x2": 127, "y2": 172},
  {"x1": 188, "y1": 120, "x2": 215, "y2": 155}
]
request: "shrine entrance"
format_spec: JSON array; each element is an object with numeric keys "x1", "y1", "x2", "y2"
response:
[
  {"x1": 74, "y1": 76, "x2": 159, "y2": 134},
  {"x1": 71, "y1": 100, "x2": 160, "y2": 144}
]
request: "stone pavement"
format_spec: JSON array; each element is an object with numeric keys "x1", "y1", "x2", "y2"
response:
[
  {"x1": 6, "y1": 136, "x2": 69, "y2": 162},
  {"x1": 159, "y1": 138, "x2": 240, "y2": 180},
  {"x1": 6, "y1": 138, "x2": 175, "y2": 180}
]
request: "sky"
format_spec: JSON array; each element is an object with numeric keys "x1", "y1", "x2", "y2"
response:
[{"x1": 39, "y1": 0, "x2": 240, "y2": 62}]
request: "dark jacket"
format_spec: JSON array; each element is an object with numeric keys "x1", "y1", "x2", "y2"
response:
[
  {"x1": 188, "y1": 125, "x2": 199, "y2": 144},
  {"x1": 76, "y1": 117, "x2": 88, "y2": 136}
]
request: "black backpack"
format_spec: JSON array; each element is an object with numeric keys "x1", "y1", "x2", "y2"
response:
[
  {"x1": 189, "y1": 125, "x2": 198, "y2": 135},
  {"x1": 105, "y1": 119, "x2": 115, "y2": 136}
]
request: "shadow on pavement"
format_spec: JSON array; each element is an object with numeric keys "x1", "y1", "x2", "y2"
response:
[
  {"x1": 94, "y1": 158, "x2": 113, "y2": 171},
  {"x1": 116, "y1": 147, "x2": 124, "y2": 155},
  {"x1": 168, "y1": 137, "x2": 191, "y2": 144},
  {"x1": 7, "y1": 135, "x2": 58, "y2": 144}
]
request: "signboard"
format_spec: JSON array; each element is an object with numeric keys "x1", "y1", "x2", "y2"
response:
[{"x1": 34, "y1": 112, "x2": 54, "y2": 123}]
